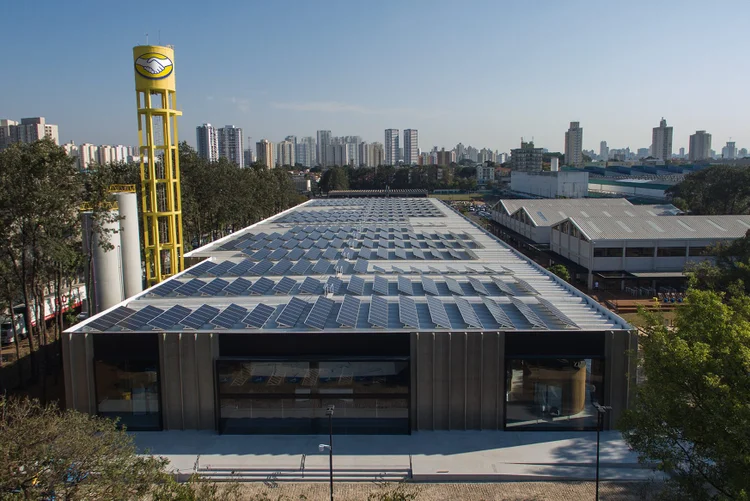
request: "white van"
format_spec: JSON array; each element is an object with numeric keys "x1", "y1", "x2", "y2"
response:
[{"x1": 1, "y1": 314, "x2": 26, "y2": 345}]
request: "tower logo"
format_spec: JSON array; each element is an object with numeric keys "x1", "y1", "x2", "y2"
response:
[{"x1": 134, "y1": 52, "x2": 174, "y2": 80}]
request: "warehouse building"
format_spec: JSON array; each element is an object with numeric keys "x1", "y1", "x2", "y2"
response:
[{"x1": 63, "y1": 197, "x2": 633, "y2": 435}]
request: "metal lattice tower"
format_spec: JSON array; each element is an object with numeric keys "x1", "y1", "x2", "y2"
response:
[{"x1": 133, "y1": 45, "x2": 184, "y2": 286}]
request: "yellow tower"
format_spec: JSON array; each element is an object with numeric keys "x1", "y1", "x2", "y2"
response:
[{"x1": 133, "y1": 45, "x2": 184, "y2": 285}]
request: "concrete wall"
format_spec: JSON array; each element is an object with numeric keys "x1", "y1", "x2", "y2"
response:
[
  {"x1": 604, "y1": 330, "x2": 639, "y2": 428},
  {"x1": 511, "y1": 171, "x2": 589, "y2": 198},
  {"x1": 62, "y1": 332, "x2": 97, "y2": 414},
  {"x1": 412, "y1": 331, "x2": 505, "y2": 430}
]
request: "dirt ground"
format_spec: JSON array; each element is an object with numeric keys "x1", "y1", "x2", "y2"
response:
[{"x1": 235, "y1": 481, "x2": 658, "y2": 500}]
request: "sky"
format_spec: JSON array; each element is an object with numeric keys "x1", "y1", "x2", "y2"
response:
[{"x1": 3, "y1": 0, "x2": 749, "y2": 154}]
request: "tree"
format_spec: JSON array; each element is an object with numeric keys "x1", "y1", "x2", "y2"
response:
[
  {"x1": 548, "y1": 264, "x2": 570, "y2": 282},
  {"x1": 619, "y1": 289, "x2": 750, "y2": 500},
  {"x1": 667, "y1": 165, "x2": 750, "y2": 215},
  {"x1": 685, "y1": 230, "x2": 750, "y2": 299}
]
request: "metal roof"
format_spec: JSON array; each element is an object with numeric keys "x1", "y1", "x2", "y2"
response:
[
  {"x1": 496, "y1": 198, "x2": 633, "y2": 218},
  {"x1": 561, "y1": 215, "x2": 750, "y2": 241},
  {"x1": 512, "y1": 203, "x2": 681, "y2": 228},
  {"x1": 68, "y1": 198, "x2": 630, "y2": 335}
]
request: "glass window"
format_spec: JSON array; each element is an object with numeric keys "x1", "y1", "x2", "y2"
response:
[
  {"x1": 657, "y1": 247, "x2": 686, "y2": 257},
  {"x1": 593, "y1": 247, "x2": 623, "y2": 258},
  {"x1": 688, "y1": 246, "x2": 709, "y2": 256},
  {"x1": 625, "y1": 247, "x2": 654, "y2": 257},
  {"x1": 95, "y1": 360, "x2": 161, "y2": 430},
  {"x1": 505, "y1": 358, "x2": 604, "y2": 431}
]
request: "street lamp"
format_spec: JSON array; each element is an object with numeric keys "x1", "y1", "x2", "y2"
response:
[
  {"x1": 318, "y1": 405, "x2": 335, "y2": 501},
  {"x1": 592, "y1": 402, "x2": 612, "y2": 501}
]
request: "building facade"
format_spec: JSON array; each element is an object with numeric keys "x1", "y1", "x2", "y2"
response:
[
  {"x1": 722, "y1": 141, "x2": 736, "y2": 160},
  {"x1": 651, "y1": 118, "x2": 673, "y2": 161},
  {"x1": 564, "y1": 122, "x2": 583, "y2": 166},
  {"x1": 196, "y1": 124, "x2": 219, "y2": 162},
  {"x1": 385, "y1": 129, "x2": 399, "y2": 165},
  {"x1": 510, "y1": 171, "x2": 589, "y2": 198},
  {"x1": 510, "y1": 141, "x2": 543, "y2": 172},
  {"x1": 403, "y1": 129, "x2": 419, "y2": 166},
  {"x1": 276, "y1": 140, "x2": 295, "y2": 167},
  {"x1": 296, "y1": 137, "x2": 315, "y2": 168},
  {"x1": 218, "y1": 125, "x2": 244, "y2": 168},
  {"x1": 316, "y1": 130, "x2": 331, "y2": 167},
  {"x1": 0, "y1": 117, "x2": 59, "y2": 149},
  {"x1": 256, "y1": 139, "x2": 274, "y2": 169},
  {"x1": 689, "y1": 130, "x2": 712, "y2": 162},
  {"x1": 63, "y1": 197, "x2": 633, "y2": 435}
]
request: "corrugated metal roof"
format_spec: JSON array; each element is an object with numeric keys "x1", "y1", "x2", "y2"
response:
[
  {"x1": 68, "y1": 198, "x2": 630, "y2": 334},
  {"x1": 498, "y1": 198, "x2": 633, "y2": 218},
  {"x1": 517, "y1": 203, "x2": 680, "y2": 227},
  {"x1": 565, "y1": 215, "x2": 750, "y2": 241}
]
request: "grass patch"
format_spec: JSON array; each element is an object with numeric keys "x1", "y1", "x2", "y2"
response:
[{"x1": 620, "y1": 310, "x2": 677, "y2": 328}]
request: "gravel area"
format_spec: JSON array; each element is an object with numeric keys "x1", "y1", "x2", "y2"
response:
[{"x1": 235, "y1": 481, "x2": 659, "y2": 500}]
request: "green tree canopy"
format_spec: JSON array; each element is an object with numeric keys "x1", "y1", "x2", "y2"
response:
[
  {"x1": 547, "y1": 264, "x2": 570, "y2": 282},
  {"x1": 667, "y1": 165, "x2": 750, "y2": 215},
  {"x1": 620, "y1": 289, "x2": 750, "y2": 500}
]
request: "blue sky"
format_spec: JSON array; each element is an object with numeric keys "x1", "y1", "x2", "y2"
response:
[{"x1": 3, "y1": 0, "x2": 749, "y2": 153}]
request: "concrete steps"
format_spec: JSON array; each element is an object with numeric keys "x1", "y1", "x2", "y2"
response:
[{"x1": 196, "y1": 466, "x2": 411, "y2": 483}]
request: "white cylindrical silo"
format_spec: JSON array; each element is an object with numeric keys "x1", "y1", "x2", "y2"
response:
[
  {"x1": 115, "y1": 191, "x2": 143, "y2": 298},
  {"x1": 82, "y1": 210, "x2": 124, "y2": 314},
  {"x1": 551, "y1": 157, "x2": 560, "y2": 172}
]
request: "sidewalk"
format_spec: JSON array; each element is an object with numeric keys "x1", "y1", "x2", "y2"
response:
[{"x1": 132, "y1": 430, "x2": 660, "y2": 483}]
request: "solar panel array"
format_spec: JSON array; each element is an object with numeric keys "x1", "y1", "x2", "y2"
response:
[
  {"x1": 509, "y1": 297, "x2": 548, "y2": 329},
  {"x1": 368, "y1": 295, "x2": 389, "y2": 328},
  {"x1": 536, "y1": 297, "x2": 580, "y2": 329}
]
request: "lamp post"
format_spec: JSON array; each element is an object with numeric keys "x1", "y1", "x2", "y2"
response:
[
  {"x1": 319, "y1": 405, "x2": 335, "y2": 501},
  {"x1": 593, "y1": 402, "x2": 612, "y2": 501}
]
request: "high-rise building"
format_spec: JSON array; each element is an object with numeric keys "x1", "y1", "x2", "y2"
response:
[
  {"x1": 455, "y1": 143, "x2": 465, "y2": 161},
  {"x1": 722, "y1": 141, "x2": 736, "y2": 160},
  {"x1": 316, "y1": 130, "x2": 331, "y2": 167},
  {"x1": 510, "y1": 141, "x2": 543, "y2": 172},
  {"x1": 403, "y1": 129, "x2": 418, "y2": 165},
  {"x1": 564, "y1": 122, "x2": 584, "y2": 166},
  {"x1": 79, "y1": 143, "x2": 99, "y2": 170},
  {"x1": 256, "y1": 139, "x2": 274, "y2": 169},
  {"x1": 0, "y1": 117, "x2": 59, "y2": 149},
  {"x1": 689, "y1": 131, "x2": 712, "y2": 162},
  {"x1": 218, "y1": 125, "x2": 244, "y2": 167},
  {"x1": 276, "y1": 140, "x2": 295, "y2": 166},
  {"x1": 196, "y1": 123, "x2": 219, "y2": 161},
  {"x1": 384, "y1": 129, "x2": 399, "y2": 165},
  {"x1": 437, "y1": 148, "x2": 453, "y2": 166},
  {"x1": 599, "y1": 141, "x2": 609, "y2": 161},
  {"x1": 679, "y1": 147, "x2": 686, "y2": 158},
  {"x1": 651, "y1": 118, "x2": 673, "y2": 161},
  {"x1": 243, "y1": 147, "x2": 255, "y2": 167},
  {"x1": 295, "y1": 137, "x2": 315, "y2": 168},
  {"x1": 740, "y1": 148, "x2": 748, "y2": 158},
  {"x1": 98, "y1": 145, "x2": 116, "y2": 165},
  {"x1": 325, "y1": 143, "x2": 349, "y2": 166},
  {"x1": 370, "y1": 142, "x2": 384, "y2": 167}
]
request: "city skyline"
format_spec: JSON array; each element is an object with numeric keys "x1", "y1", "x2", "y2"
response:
[{"x1": 2, "y1": 1, "x2": 749, "y2": 154}]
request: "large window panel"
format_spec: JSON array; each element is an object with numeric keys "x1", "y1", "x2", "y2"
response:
[
  {"x1": 94, "y1": 360, "x2": 161, "y2": 430},
  {"x1": 505, "y1": 358, "x2": 604, "y2": 431}
]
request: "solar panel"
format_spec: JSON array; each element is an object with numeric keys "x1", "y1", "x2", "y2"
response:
[
  {"x1": 390, "y1": 247, "x2": 406, "y2": 260},
  {"x1": 464, "y1": 265, "x2": 479, "y2": 274},
  {"x1": 322, "y1": 231, "x2": 335, "y2": 239},
  {"x1": 299, "y1": 277, "x2": 323, "y2": 294},
  {"x1": 515, "y1": 278, "x2": 540, "y2": 295},
  {"x1": 424, "y1": 238, "x2": 437, "y2": 248},
  {"x1": 335, "y1": 259, "x2": 348, "y2": 273},
  {"x1": 173, "y1": 278, "x2": 207, "y2": 296},
  {"x1": 367, "y1": 295, "x2": 389, "y2": 328},
  {"x1": 226, "y1": 260, "x2": 255, "y2": 276},
  {"x1": 250, "y1": 248, "x2": 271, "y2": 261},
  {"x1": 448, "y1": 248, "x2": 464, "y2": 260},
  {"x1": 224, "y1": 277, "x2": 252, "y2": 295},
  {"x1": 491, "y1": 276, "x2": 515, "y2": 296},
  {"x1": 412, "y1": 248, "x2": 425, "y2": 260},
  {"x1": 430, "y1": 249, "x2": 444, "y2": 260},
  {"x1": 322, "y1": 247, "x2": 338, "y2": 260},
  {"x1": 397, "y1": 275, "x2": 414, "y2": 296},
  {"x1": 363, "y1": 238, "x2": 375, "y2": 249},
  {"x1": 147, "y1": 279, "x2": 181, "y2": 297},
  {"x1": 536, "y1": 297, "x2": 580, "y2": 329},
  {"x1": 446, "y1": 266, "x2": 460, "y2": 274},
  {"x1": 336, "y1": 295, "x2": 361, "y2": 327},
  {"x1": 249, "y1": 239, "x2": 268, "y2": 251},
  {"x1": 309, "y1": 231, "x2": 322, "y2": 240},
  {"x1": 392, "y1": 266, "x2": 408, "y2": 274},
  {"x1": 354, "y1": 259, "x2": 368, "y2": 273},
  {"x1": 454, "y1": 296, "x2": 483, "y2": 328},
  {"x1": 269, "y1": 248, "x2": 288, "y2": 261},
  {"x1": 509, "y1": 297, "x2": 547, "y2": 329},
  {"x1": 273, "y1": 277, "x2": 297, "y2": 294},
  {"x1": 283, "y1": 239, "x2": 300, "y2": 250},
  {"x1": 427, "y1": 265, "x2": 441, "y2": 274},
  {"x1": 347, "y1": 275, "x2": 365, "y2": 295},
  {"x1": 393, "y1": 238, "x2": 405, "y2": 248},
  {"x1": 265, "y1": 239, "x2": 284, "y2": 250},
  {"x1": 148, "y1": 304, "x2": 191, "y2": 329},
  {"x1": 180, "y1": 304, "x2": 220, "y2": 329},
  {"x1": 210, "y1": 303, "x2": 249, "y2": 329},
  {"x1": 276, "y1": 297, "x2": 309, "y2": 327},
  {"x1": 286, "y1": 247, "x2": 305, "y2": 261},
  {"x1": 444, "y1": 277, "x2": 464, "y2": 296},
  {"x1": 373, "y1": 275, "x2": 389, "y2": 295},
  {"x1": 377, "y1": 246, "x2": 389, "y2": 260},
  {"x1": 426, "y1": 296, "x2": 451, "y2": 328},
  {"x1": 467, "y1": 277, "x2": 489, "y2": 296},
  {"x1": 347, "y1": 239, "x2": 359, "y2": 249},
  {"x1": 268, "y1": 259, "x2": 292, "y2": 275},
  {"x1": 481, "y1": 297, "x2": 515, "y2": 329},
  {"x1": 280, "y1": 231, "x2": 295, "y2": 240},
  {"x1": 242, "y1": 303, "x2": 275, "y2": 328},
  {"x1": 421, "y1": 276, "x2": 440, "y2": 296},
  {"x1": 378, "y1": 238, "x2": 389, "y2": 249},
  {"x1": 303, "y1": 248, "x2": 321, "y2": 261},
  {"x1": 312, "y1": 260, "x2": 331, "y2": 274},
  {"x1": 184, "y1": 260, "x2": 217, "y2": 277},
  {"x1": 358, "y1": 248, "x2": 373, "y2": 260},
  {"x1": 250, "y1": 259, "x2": 274, "y2": 276},
  {"x1": 289, "y1": 260, "x2": 311, "y2": 275},
  {"x1": 326, "y1": 276, "x2": 344, "y2": 293},
  {"x1": 410, "y1": 266, "x2": 424, "y2": 274},
  {"x1": 198, "y1": 278, "x2": 229, "y2": 296},
  {"x1": 298, "y1": 238, "x2": 314, "y2": 249},
  {"x1": 398, "y1": 296, "x2": 419, "y2": 328},
  {"x1": 117, "y1": 306, "x2": 163, "y2": 330},
  {"x1": 249, "y1": 277, "x2": 274, "y2": 295},
  {"x1": 304, "y1": 296, "x2": 335, "y2": 330},
  {"x1": 314, "y1": 238, "x2": 328, "y2": 249},
  {"x1": 206, "y1": 260, "x2": 234, "y2": 276}
]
